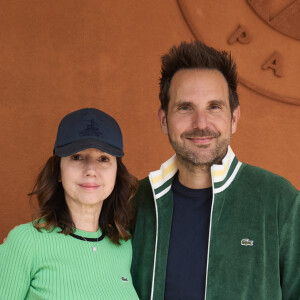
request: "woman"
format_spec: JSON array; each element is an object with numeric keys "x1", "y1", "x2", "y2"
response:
[{"x1": 0, "y1": 108, "x2": 139, "y2": 299}]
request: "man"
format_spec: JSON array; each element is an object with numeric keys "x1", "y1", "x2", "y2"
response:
[{"x1": 131, "y1": 41, "x2": 300, "y2": 300}]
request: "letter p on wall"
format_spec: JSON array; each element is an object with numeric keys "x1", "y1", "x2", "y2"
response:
[{"x1": 228, "y1": 25, "x2": 251, "y2": 44}]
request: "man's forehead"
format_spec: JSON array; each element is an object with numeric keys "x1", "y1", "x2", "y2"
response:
[
  {"x1": 169, "y1": 69, "x2": 229, "y2": 103},
  {"x1": 170, "y1": 68, "x2": 227, "y2": 86}
]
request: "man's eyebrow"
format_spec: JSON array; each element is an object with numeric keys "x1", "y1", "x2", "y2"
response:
[
  {"x1": 174, "y1": 100, "x2": 227, "y2": 106},
  {"x1": 208, "y1": 99, "x2": 227, "y2": 106},
  {"x1": 173, "y1": 100, "x2": 193, "y2": 106}
]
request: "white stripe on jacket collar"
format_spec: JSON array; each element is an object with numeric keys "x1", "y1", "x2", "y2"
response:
[{"x1": 148, "y1": 146, "x2": 241, "y2": 198}]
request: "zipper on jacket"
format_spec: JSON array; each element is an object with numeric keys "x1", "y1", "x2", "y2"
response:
[
  {"x1": 204, "y1": 169, "x2": 216, "y2": 300},
  {"x1": 149, "y1": 174, "x2": 159, "y2": 300}
]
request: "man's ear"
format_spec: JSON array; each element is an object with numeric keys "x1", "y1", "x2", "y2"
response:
[
  {"x1": 231, "y1": 106, "x2": 240, "y2": 134},
  {"x1": 158, "y1": 108, "x2": 168, "y2": 135}
]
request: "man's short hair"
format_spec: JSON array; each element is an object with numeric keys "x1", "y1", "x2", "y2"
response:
[{"x1": 159, "y1": 40, "x2": 239, "y2": 114}]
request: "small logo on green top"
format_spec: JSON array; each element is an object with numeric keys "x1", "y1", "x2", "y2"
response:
[
  {"x1": 121, "y1": 276, "x2": 129, "y2": 282},
  {"x1": 241, "y1": 238, "x2": 253, "y2": 246}
]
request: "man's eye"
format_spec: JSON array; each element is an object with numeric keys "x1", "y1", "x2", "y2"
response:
[
  {"x1": 178, "y1": 105, "x2": 191, "y2": 111},
  {"x1": 210, "y1": 104, "x2": 221, "y2": 110}
]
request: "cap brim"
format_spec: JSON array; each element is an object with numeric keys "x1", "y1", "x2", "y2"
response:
[{"x1": 54, "y1": 138, "x2": 124, "y2": 157}]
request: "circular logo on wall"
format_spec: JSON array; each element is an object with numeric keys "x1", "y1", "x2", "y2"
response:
[
  {"x1": 247, "y1": 0, "x2": 300, "y2": 40},
  {"x1": 177, "y1": 0, "x2": 300, "y2": 105}
]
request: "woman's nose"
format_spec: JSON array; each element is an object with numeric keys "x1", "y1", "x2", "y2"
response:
[{"x1": 84, "y1": 161, "x2": 97, "y2": 177}]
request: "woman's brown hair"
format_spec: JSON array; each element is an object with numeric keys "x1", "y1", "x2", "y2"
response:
[{"x1": 30, "y1": 155, "x2": 138, "y2": 244}]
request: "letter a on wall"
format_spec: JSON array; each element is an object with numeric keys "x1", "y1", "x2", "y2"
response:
[{"x1": 262, "y1": 52, "x2": 283, "y2": 77}]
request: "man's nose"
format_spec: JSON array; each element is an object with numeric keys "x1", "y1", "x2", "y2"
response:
[{"x1": 192, "y1": 110, "x2": 209, "y2": 129}]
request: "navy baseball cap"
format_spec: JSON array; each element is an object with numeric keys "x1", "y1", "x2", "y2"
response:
[{"x1": 54, "y1": 108, "x2": 124, "y2": 157}]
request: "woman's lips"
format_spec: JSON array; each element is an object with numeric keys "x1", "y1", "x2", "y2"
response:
[{"x1": 79, "y1": 183, "x2": 100, "y2": 190}]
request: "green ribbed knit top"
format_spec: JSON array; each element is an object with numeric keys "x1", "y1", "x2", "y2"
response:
[{"x1": 0, "y1": 223, "x2": 139, "y2": 299}]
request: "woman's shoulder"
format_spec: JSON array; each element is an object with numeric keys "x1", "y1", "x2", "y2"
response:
[
  {"x1": 5, "y1": 221, "x2": 58, "y2": 244},
  {"x1": 0, "y1": 223, "x2": 38, "y2": 260},
  {"x1": 8, "y1": 221, "x2": 35, "y2": 234},
  {"x1": 5, "y1": 222, "x2": 37, "y2": 244}
]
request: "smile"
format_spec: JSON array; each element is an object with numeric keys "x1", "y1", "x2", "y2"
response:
[
  {"x1": 79, "y1": 183, "x2": 100, "y2": 190},
  {"x1": 186, "y1": 137, "x2": 213, "y2": 144}
]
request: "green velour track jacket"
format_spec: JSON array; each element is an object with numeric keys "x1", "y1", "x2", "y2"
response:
[{"x1": 131, "y1": 147, "x2": 300, "y2": 300}]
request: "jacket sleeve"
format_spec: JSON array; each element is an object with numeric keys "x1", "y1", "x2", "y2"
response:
[
  {"x1": 279, "y1": 191, "x2": 300, "y2": 299},
  {"x1": 0, "y1": 225, "x2": 33, "y2": 298}
]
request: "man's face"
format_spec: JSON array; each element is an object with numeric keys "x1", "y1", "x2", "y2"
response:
[{"x1": 158, "y1": 69, "x2": 240, "y2": 167}]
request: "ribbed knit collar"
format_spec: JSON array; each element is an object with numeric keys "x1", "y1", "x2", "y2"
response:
[{"x1": 73, "y1": 227, "x2": 103, "y2": 239}]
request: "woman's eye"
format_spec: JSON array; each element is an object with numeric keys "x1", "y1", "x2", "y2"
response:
[
  {"x1": 99, "y1": 156, "x2": 109, "y2": 162},
  {"x1": 71, "y1": 155, "x2": 81, "y2": 161}
]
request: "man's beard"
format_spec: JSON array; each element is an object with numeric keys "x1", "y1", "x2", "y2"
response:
[{"x1": 168, "y1": 128, "x2": 230, "y2": 169}]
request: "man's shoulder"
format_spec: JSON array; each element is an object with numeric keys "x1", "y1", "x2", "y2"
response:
[
  {"x1": 241, "y1": 163, "x2": 298, "y2": 194},
  {"x1": 132, "y1": 176, "x2": 157, "y2": 234},
  {"x1": 242, "y1": 163, "x2": 292, "y2": 182},
  {"x1": 138, "y1": 176, "x2": 152, "y2": 190},
  {"x1": 132, "y1": 176, "x2": 152, "y2": 206}
]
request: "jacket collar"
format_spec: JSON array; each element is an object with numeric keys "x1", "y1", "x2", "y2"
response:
[{"x1": 148, "y1": 146, "x2": 242, "y2": 199}]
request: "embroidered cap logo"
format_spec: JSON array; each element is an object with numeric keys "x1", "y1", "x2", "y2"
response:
[{"x1": 79, "y1": 119, "x2": 102, "y2": 137}]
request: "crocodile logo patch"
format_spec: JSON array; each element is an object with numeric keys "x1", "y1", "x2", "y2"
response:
[{"x1": 241, "y1": 238, "x2": 254, "y2": 246}]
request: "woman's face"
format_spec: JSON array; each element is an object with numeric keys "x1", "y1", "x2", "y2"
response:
[{"x1": 60, "y1": 148, "x2": 117, "y2": 209}]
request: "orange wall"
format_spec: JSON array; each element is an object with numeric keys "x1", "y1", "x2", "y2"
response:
[{"x1": 0, "y1": 0, "x2": 299, "y2": 241}]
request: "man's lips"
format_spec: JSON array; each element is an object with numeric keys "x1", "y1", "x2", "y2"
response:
[
  {"x1": 79, "y1": 183, "x2": 100, "y2": 190},
  {"x1": 186, "y1": 136, "x2": 214, "y2": 144},
  {"x1": 181, "y1": 129, "x2": 220, "y2": 144}
]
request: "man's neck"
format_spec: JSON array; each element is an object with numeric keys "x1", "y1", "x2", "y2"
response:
[{"x1": 177, "y1": 159, "x2": 212, "y2": 189}]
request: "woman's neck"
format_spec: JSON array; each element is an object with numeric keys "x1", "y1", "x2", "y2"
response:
[{"x1": 67, "y1": 202, "x2": 103, "y2": 232}]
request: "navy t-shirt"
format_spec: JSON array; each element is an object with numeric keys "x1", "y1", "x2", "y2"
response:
[{"x1": 164, "y1": 173, "x2": 212, "y2": 300}]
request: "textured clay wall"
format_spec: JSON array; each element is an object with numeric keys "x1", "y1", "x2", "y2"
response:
[{"x1": 0, "y1": 0, "x2": 299, "y2": 241}]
